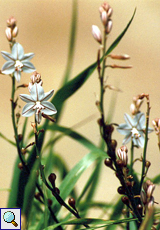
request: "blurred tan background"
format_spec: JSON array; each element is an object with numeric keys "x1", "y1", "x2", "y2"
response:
[{"x1": 0, "y1": 0, "x2": 160, "y2": 218}]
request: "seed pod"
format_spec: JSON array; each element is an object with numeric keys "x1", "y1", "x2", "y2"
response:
[
  {"x1": 117, "y1": 186, "x2": 125, "y2": 195},
  {"x1": 104, "y1": 158, "x2": 112, "y2": 167},
  {"x1": 48, "y1": 173, "x2": 56, "y2": 188},
  {"x1": 121, "y1": 196, "x2": 129, "y2": 205}
]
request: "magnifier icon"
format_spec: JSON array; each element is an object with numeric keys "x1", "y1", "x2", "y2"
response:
[{"x1": 3, "y1": 211, "x2": 18, "y2": 227}]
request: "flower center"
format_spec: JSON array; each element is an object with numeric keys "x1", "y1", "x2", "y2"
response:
[
  {"x1": 131, "y1": 127, "x2": 140, "y2": 139},
  {"x1": 14, "y1": 60, "x2": 23, "y2": 71},
  {"x1": 34, "y1": 101, "x2": 44, "y2": 114}
]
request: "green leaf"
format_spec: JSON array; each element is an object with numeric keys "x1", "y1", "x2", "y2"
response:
[
  {"x1": 106, "y1": 8, "x2": 136, "y2": 55},
  {"x1": 152, "y1": 174, "x2": 160, "y2": 184},
  {"x1": 22, "y1": 160, "x2": 39, "y2": 220},
  {"x1": 43, "y1": 216, "x2": 137, "y2": 230},
  {"x1": 106, "y1": 198, "x2": 124, "y2": 230},
  {"x1": 61, "y1": 0, "x2": 78, "y2": 86},
  {"x1": 78, "y1": 160, "x2": 101, "y2": 204},
  {"x1": 0, "y1": 132, "x2": 16, "y2": 146},
  {"x1": 46, "y1": 124, "x2": 105, "y2": 153},
  {"x1": 7, "y1": 156, "x2": 21, "y2": 208},
  {"x1": 52, "y1": 150, "x2": 106, "y2": 213}
]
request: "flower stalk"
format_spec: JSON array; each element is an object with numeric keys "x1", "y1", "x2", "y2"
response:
[{"x1": 139, "y1": 94, "x2": 151, "y2": 192}]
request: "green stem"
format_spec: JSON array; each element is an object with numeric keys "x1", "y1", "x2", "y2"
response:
[
  {"x1": 139, "y1": 97, "x2": 150, "y2": 192},
  {"x1": 98, "y1": 28, "x2": 142, "y2": 227},
  {"x1": 34, "y1": 121, "x2": 89, "y2": 228},
  {"x1": 11, "y1": 76, "x2": 27, "y2": 168},
  {"x1": 99, "y1": 30, "x2": 107, "y2": 122},
  {"x1": 130, "y1": 141, "x2": 134, "y2": 175}
]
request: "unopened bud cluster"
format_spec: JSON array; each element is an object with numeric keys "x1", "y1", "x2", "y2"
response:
[
  {"x1": 5, "y1": 16, "x2": 18, "y2": 42},
  {"x1": 99, "y1": 2, "x2": 113, "y2": 34},
  {"x1": 141, "y1": 180, "x2": 155, "y2": 213},
  {"x1": 130, "y1": 95, "x2": 143, "y2": 115},
  {"x1": 28, "y1": 71, "x2": 43, "y2": 92},
  {"x1": 92, "y1": 2, "x2": 113, "y2": 44},
  {"x1": 152, "y1": 118, "x2": 160, "y2": 135}
]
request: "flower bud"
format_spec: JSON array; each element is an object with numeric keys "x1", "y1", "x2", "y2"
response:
[
  {"x1": 147, "y1": 184, "x2": 155, "y2": 199},
  {"x1": 152, "y1": 118, "x2": 160, "y2": 134},
  {"x1": 101, "y1": 11, "x2": 108, "y2": 26},
  {"x1": 7, "y1": 16, "x2": 16, "y2": 28},
  {"x1": 117, "y1": 146, "x2": 128, "y2": 167},
  {"x1": 108, "y1": 54, "x2": 130, "y2": 60},
  {"x1": 148, "y1": 196, "x2": 154, "y2": 209},
  {"x1": 12, "y1": 26, "x2": 18, "y2": 37},
  {"x1": 92, "y1": 25, "x2": 102, "y2": 44},
  {"x1": 105, "y1": 19, "x2": 112, "y2": 34},
  {"x1": 5, "y1": 27, "x2": 12, "y2": 41},
  {"x1": 18, "y1": 162, "x2": 23, "y2": 170},
  {"x1": 107, "y1": 7, "x2": 113, "y2": 18},
  {"x1": 101, "y1": 2, "x2": 110, "y2": 12}
]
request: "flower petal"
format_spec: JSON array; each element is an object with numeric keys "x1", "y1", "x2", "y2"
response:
[
  {"x1": 22, "y1": 61, "x2": 36, "y2": 73},
  {"x1": 30, "y1": 84, "x2": 44, "y2": 101},
  {"x1": 14, "y1": 71, "x2": 21, "y2": 82},
  {"x1": 35, "y1": 112, "x2": 42, "y2": 124},
  {"x1": 22, "y1": 53, "x2": 35, "y2": 61},
  {"x1": 19, "y1": 93, "x2": 34, "y2": 103},
  {"x1": 41, "y1": 89, "x2": 54, "y2": 102},
  {"x1": 122, "y1": 133, "x2": 131, "y2": 145},
  {"x1": 22, "y1": 103, "x2": 35, "y2": 117},
  {"x1": 133, "y1": 135, "x2": 144, "y2": 148},
  {"x1": 124, "y1": 113, "x2": 133, "y2": 128},
  {"x1": 147, "y1": 127, "x2": 154, "y2": 133},
  {"x1": 12, "y1": 43, "x2": 24, "y2": 60},
  {"x1": 117, "y1": 123, "x2": 131, "y2": 135},
  {"x1": 41, "y1": 101, "x2": 57, "y2": 115},
  {"x1": 135, "y1": 112, "x2": 145, "y2": 129},
  {"x1": 1, "y1": 61, "x2": 15, "y2": 74},
  {"x1": 1, "y1": 51, "x2": 15, "y2": 61}
]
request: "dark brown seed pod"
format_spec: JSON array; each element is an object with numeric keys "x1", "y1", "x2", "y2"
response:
[
  {"x1": 55, "y1": 187, "x2": 60, "y2": 195},
  {"x1": 110, "y1": 139, "x2": 117, "y2": 150},
  {"x1": 104, "y1": 158, "x2": 112, "y2": 167},
  {"x1": 68, "y1": 197, "x2": 76, "y2": 208},
  {"x1": 126, "y1": 181, "x2": 132, "y2": 188},
  {"x1": 48, "y1": 199, "x2": 53, "y2": 206},
  {"x1": 48, "y1": 173, "x2": 56, "y2": 188},
  {"x1": 121, "y1": 196, "x2": 129, "y2": 205},
  {"x1": 117, "y1": 186, "x2": 125, "y2": 195}
]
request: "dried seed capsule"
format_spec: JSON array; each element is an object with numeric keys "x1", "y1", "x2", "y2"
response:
[
  {"x1": 117, "y1": 186, "x2": 125, "y2": 195},
  {"x1": 104, "y1": 158, "x2": 112, "y2": 167},
  {"x1": 68, "y1": 197, "x2": 76, "y2": 208},
  {"x1": 48, "y1": 199, "x2": 52, "y2": 206},
  {"x1": 48, "y1": 173, "x2": 56, "y2": 188},
  {"x1": 121, "y1": 196, "x2": 129, "y2": 205}
]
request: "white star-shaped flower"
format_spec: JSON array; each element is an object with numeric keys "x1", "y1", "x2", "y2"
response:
[
  {"x1": 1, "y1": 43, "x2": 36, "y2": 82},
  {"x1": 117, "y1": 113, "x2": 153, "y2": 148},
  {"x1": 19, "y1": 83, "x2": 57, "y2": 124}
]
